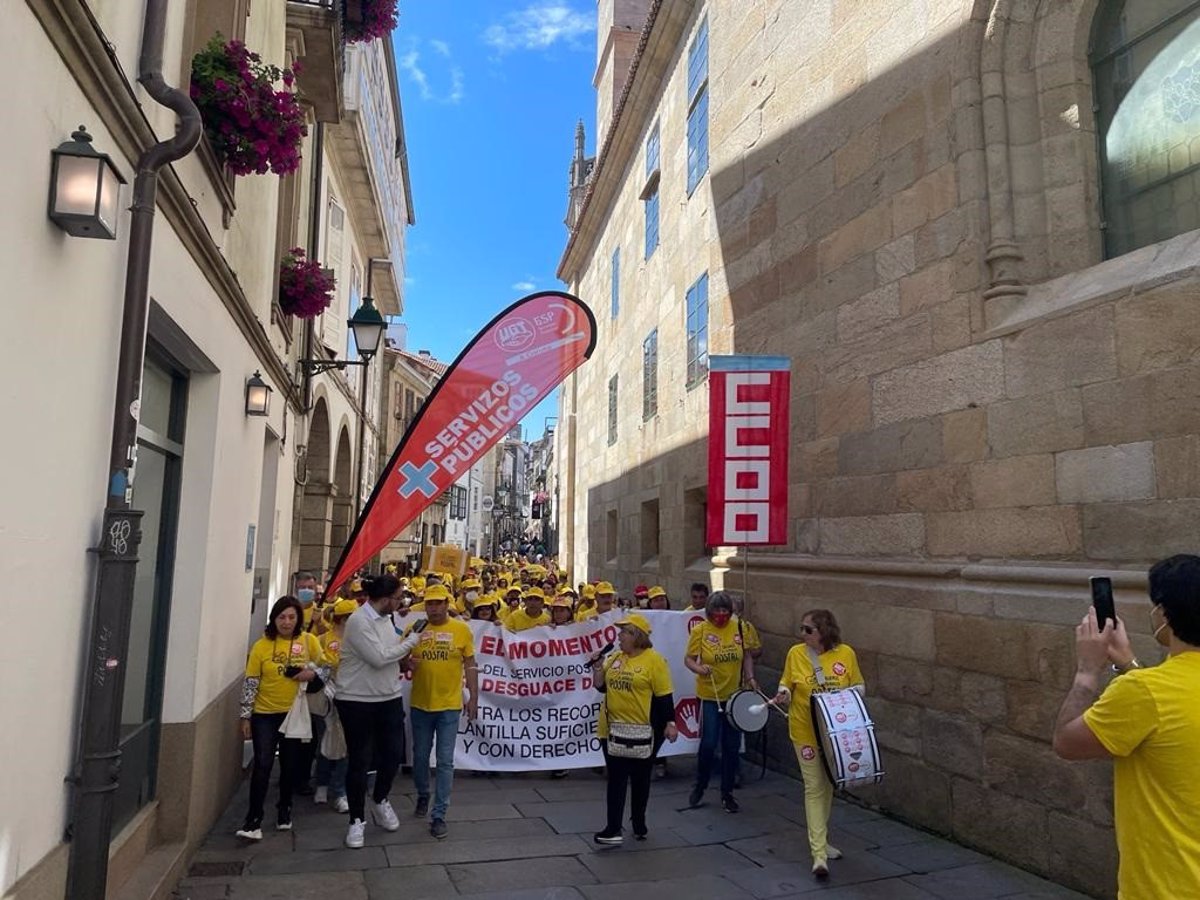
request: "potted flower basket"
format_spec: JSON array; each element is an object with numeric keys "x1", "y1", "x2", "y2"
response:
[
  {"x1": 279, "y1": 248, "x2": 335, "y2": 319},
  {"x1": 344, "y1": 0, "x2": 399, "y2": 43},
  {"x1": 190, "y1": 36, "x2": 307, "y2": 176}
]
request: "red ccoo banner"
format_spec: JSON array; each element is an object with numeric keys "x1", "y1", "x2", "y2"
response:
[
  {"x1": 706, "y1": 355, "x2": 791, "y2": 546},
  {"x1": 326, "y1": 292, "x2": 596, "y2": 594}
]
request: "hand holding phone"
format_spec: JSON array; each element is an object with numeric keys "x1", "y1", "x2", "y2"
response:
[
  {"x1": 1090, "y1": 576, "x2": 1116, "y2": 631},
  {"x1": 412, "y1": 618, "x2": 430, "y2": 633},
  {"x1": 284, "y1": 665, "x2": 303, "y2": 678}
]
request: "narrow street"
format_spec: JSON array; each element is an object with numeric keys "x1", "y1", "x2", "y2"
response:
[{"x1": 176, "y1": 763, "x2": 1089, "y2": 900}]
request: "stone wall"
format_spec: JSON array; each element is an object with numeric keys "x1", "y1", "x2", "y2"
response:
[{"x1": 559, "y1": 3, "x2": 1200, "y2": 897}]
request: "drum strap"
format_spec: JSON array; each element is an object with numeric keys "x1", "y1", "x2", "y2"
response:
[{"x1": 806, "y1": 645, "x2": 827, "y2": 688}]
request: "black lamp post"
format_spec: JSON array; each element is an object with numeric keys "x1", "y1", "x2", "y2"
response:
[
  {"x1": 48, "y1": 126, "x2": 127, "y2": 240},
  {"x1": 301, "y1": 296, "x2": 387, "y2": 376}
]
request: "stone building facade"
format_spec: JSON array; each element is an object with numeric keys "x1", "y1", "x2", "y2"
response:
[{"x1": 556, "y1": 1, "x2": 1200, "y2": 896}]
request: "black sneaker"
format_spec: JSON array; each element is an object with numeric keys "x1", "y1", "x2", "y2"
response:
[
  {"x1": 276, "y1": 808, "x2": 293, "y2": 831},
  {"x1": 721, "y1": 794, "x2": 740, "y2": 814},
  {"x1": 430, "y1": 818, "x2": 448, "y2": 840},
  {"x1": 633, "y1": 823, "x2": 648, "y2": 841},
  {"x1": 593, "y1": 828, "x2": 623, "y2": 845},
  {"x1": 688, "y1": 786, "x2": 704, "y2": 808},
  {"x1": 414, "y1": 796, "x2": 430, "y2": 817}
]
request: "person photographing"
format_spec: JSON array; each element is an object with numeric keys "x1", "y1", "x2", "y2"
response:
[
  {"x1": 1053, "y1": 555, "x2": 1200, "y2": 899},
  {"x1": 336, "y1": 574, "x2": 425, "y2": 849}
]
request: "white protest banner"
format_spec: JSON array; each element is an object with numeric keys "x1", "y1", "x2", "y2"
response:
[{"x1": 390, "y1": 609, "x2": 710, "y2": 771}]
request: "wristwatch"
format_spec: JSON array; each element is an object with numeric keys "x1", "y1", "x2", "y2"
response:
[{"x1": 1111, "y1": 658, "x2": 1142, "y2": 676}]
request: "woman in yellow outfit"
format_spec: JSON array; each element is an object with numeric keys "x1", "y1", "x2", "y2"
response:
[
  {"x1": 237, "y1": 596, "x2": 327, "y2": 839},
  {"x1": 773, "y1": 609, "x2": 863, "y2": 879},
  {"x1": 684, "y1": 591, "x2": 756, "y2": 813},
  {"x1": 314, "y1": 598, "x2": 357, "y2": 812},
  {"x1": 590, "y1": 614, "x2": 678, "y2": 844}
]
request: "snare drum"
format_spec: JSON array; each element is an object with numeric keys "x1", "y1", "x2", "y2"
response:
[
  {"x1": 726, "y1": 689, "x2": 769, "y2": 733},
  {"x1": 809, "y1": 689, "x2": 884, "y2": 789}
]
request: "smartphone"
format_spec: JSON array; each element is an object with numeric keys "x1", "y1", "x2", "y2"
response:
[
  {"x1": 283, "y1": 665, "x2": 303, "y2": 678},
  {"x1": 1090, "y1": 576, "x2": 1116, "y2": 630}
]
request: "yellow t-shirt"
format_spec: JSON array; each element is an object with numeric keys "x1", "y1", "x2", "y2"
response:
[
  {"x1": 506, "y1": 608, "x2": 551, "y2": 632},
  {"x1": 1083, "y1": 653, "x2": 1200, "y2": 899},
  {"x1": 245, "y1": 632, "x2": 324, "y2": 714},
  {"x1": 574, "y1": 605, "x2": 598, "y2": 623},
  {"x1": 779, "y1": 642, "x2": 863, "y2": 749},
  {"x1": 319, "y1": 629, "x2": 345, "y2": 669},
  {"x1": 600, "y1": 649, "x2": 672, "y2": 739},
  {"x1": 741, "y1": 619, "x2": 763, "y2": 655},
  {"x1": 686, "y1": 618, "x2": 746, "y2": 701},
  {"x1": 408, "y1": 618, "x2": 475, "y2": 712}
]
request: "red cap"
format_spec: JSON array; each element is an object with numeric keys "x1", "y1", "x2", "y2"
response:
[{"x1": 634, "y1": 584, "x2": 649, "y2": 597}]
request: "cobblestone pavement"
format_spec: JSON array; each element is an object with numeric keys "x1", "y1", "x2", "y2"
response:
[{"x1": 176, "y1": 761, "x2": 1095, "y2": 900}]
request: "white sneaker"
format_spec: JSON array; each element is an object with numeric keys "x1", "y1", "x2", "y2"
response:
[
  {"x1": 235, "y1": 825, "x2": 262, "y2": 841},
  {"x1": 314, "y1": 786, "x2": 328, "y2": 805},
  {"x1": 372, "y1": 798, "x2": 400, "y2": 832},
  {"x1": 334, "y1": 795, "x2": 350, "y2": 814},
  {"x1": 826, "y1": 845, "x2": 843, "y2": 860},
  {"x1": 345, "y1": 819, "x2": 366, "y2": 849}
]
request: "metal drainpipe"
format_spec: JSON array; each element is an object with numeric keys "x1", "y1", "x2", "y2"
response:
[
  {"x1": 67, "y1": 0, "x2": 201, "y2": 897},
  {"x1": 302, "y1": 121, "x2": 325, "y2": 414}
]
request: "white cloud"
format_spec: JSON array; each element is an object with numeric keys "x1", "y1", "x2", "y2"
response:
[
  {"x1": 512, "y1": 280, "x2": 536, "y2": 291},
  {"x1": 483, "y1": 3, "x2": 594, "y2": 53},
  {"x1": 398, "y1": 40, "x2": 465, "y2": 104}
]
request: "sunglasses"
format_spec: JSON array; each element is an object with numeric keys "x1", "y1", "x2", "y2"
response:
[{"x1": 801, "y1": 625, "x2": 816, "y2": 635}]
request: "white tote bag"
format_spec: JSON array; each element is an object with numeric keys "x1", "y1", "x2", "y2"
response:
[
  {"x1": 280, "y1": 690, "x2": 313, "y2": 742},
  {"x1": 320, "y1": 706, "x2": 347, "y2": 761}
]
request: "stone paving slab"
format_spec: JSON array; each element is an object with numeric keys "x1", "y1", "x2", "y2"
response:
[
  {"x1": 578, "y1": 873, "x2": 755, "y2": 899},
  {"x1": 383, "y1": 833, "x2": 590, "y2": 867},
  {"x1": 446, "y1": 857, "x2": 598, "y2": 894},
  {"x1": 903, "y1": 861, "x2": 1086, "y2": 899},
  {"x1": 178, "y1": 763, "x2": 1096, "y2": 900}
]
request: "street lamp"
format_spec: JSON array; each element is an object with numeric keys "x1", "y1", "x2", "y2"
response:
[
  {"x1": 300, "y1": 296, "x2": 387, "y2": 375},
  {"x1": 244, "y1": 370, "x2": 273, "y2": 417},
  {"x1": 48, "y1": 126, "x2": 126, "y2": 239}
]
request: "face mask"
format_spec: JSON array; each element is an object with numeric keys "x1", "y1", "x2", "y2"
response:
[
  {"x1": 710, "y1": 612, "x2": 731, "y2": 627},
  {"x1": 466, "y1": 591, "x2": 479, "y2": 602},
  {"x1": 1151, "y1": 604, "x2": 1171, "y2": 647},
  {"x1": 297, "y1": 588, "x2": 315, "y2": 605}
]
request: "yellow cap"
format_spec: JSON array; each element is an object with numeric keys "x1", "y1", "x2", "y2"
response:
[
  {"x1": 582, "y1": 585, "x2": 597, "y2": 600},
  {"x1": 616, "y1": 613, "x2": 652, "y2": 635},
  {"x1": 549, "y1": 595, "x2": 573, "y2": 608},
  {"x1": 349, "y1": 579, "x2": 364, "y2": 593},
  {"x1": 461, "y1": 578, "x2": 482, "y2": 591},
  {"x1": 596, "y1": 581, "x2": 616, "y2": 595},
  {"x1": 557, "y1": 585, "x2": 578, "y2": 598},
  {"x1": 332, "y1": 598, "x2": 358, "y2": 617},
  {"x1": 410, "y1": 575, "x2": 426, "y2": 591},
  {"x1": 523, "y1": 587, "x2": 546, "y2": 601},
  {"x1": 423, "y1": 584, "x2": 452, "y2": 603},
  {"x1": 473, "y1": 592, "x2": 500, "y2": 608},
  {"x1": 647, "y1": 586, "x2": 667, "y2": 599}
]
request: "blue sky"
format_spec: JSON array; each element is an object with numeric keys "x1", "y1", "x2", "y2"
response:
[{"x1": 391, "y1": 1, "x2": 597, "y2": 442}]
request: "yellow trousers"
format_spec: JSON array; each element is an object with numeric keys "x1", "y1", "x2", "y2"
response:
[{"x1": 795, "y1": 745, "x2": 834, "y2": 863}]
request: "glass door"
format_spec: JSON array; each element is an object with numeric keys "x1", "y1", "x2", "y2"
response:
[{"x1": 112, "y1": 351, "x2": 186, "y2": 831}]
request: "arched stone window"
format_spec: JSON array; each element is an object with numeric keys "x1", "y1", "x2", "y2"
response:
[{"x1": 1090, "y1": 1, "x2": 1200, "y2": 258}]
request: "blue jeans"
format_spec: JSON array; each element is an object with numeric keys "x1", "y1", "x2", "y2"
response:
[
  {"x1": 315, "y1": 750, "x2": 347, "y2": 797},
  {"x1": 695, "y1": 699, "x2": 741, "y2": 797},
  {"x1": 410, "y1": 707, "x2": 460, "y2": 820}
]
